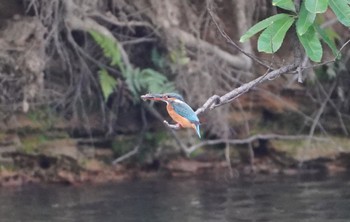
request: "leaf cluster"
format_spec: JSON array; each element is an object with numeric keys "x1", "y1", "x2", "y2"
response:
[
  {"x1": 89, "y1": 31, "x2": 175, "y2": 102},
  {"x1": 240, "y1": 0, "x2": 349, "y2": 62}
]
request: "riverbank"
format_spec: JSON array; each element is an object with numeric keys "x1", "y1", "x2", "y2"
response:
[
  {"x1": 1, "y1": 115, "x2": 350, "y2": 187},
  {"x1": 1, "y1": 147, "x2": 350, "y2": 187}
]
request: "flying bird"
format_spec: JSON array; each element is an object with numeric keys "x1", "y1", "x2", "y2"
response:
[{"x1": 141, "y1": 93, "x2": 201, "y2": 138}]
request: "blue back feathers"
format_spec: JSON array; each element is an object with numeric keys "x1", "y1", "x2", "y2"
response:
[
  {"x1": 162, "y1": 92, "x2": 201, "y2": 138},
  {"x1": 170, "y1": 100, "x2": 199, "y2": 124}
]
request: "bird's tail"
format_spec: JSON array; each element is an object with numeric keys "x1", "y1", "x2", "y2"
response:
[{"x1": 194, "y1": 124, "x2": 201, "y2": 138}]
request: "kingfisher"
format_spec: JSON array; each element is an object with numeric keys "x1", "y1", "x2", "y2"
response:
[{"x1": 141, "y1": 93, "x2": 201, "y2": 138}]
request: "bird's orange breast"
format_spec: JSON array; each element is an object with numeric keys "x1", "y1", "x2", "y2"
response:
[{"x1": 166, "y1": 104, "x2": 193, "y2": 128}]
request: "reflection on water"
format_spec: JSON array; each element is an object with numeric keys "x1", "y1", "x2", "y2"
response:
[{"x1": 1, "y1": 174, "x2": 350, "y2": 222}]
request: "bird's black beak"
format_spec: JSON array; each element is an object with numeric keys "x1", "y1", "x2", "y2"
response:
[{"x1": 141, "y1": 93, "x2": 164, "y2": 101}]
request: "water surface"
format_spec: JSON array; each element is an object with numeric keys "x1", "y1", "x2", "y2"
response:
[{"x1": 1, "y1": 174, "x2": 350, "y2": 222}]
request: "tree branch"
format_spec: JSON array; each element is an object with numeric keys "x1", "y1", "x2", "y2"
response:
[
  {"x1": 185, "y1": 134, "x2": 329, "y2": 154},
  {"x1": 112, "y1": 105, "x2": 147, "y2": 164},
  {"x1": 143, "y1": 104, "x2": 188, "y2": 153},
  {"x1": 62, "y1": 0, "x2": 132, "y2": 69},
  {"x1": 195, "y1": 63, "x2": 298, "y2": 115},
  {"x1": 169, "y1": 27, "x2": 250, "y2": 70},
  {"x1": 207, "y1": 6, "x2": 272, "y2": 70}
]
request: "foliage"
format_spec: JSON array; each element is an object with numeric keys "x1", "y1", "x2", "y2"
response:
[
  {"x1": 314, "y1": 62, "x2": 343, "y2": 81},
  {"x1": 240, "y1": 0, "x2": 350, "y2": 62},
  {"x1": 98, "y1": 69, "x2": 118, "y2": 102},
  {"x1": 297, "y1": 26, "x2": 323, "y2": 62},
  {"x1": 273, "y1": 0, "x2": 296, "y2": 12},
  {"x1": 151, "y1": 48, "x2": 166, "y2": 69},
  {"x1": 169, "y1": 43, "x2": 190, "y2": 66},
  {"x1": 257, "y1": 14, "x2": 295, "y2": 53},
  {"x1": 89, "y1": 31, "x2": 123, "y2": 69},
  {"x1": 89, "y1": 31, "x2": 175, "y2": 102},
  {"x1": 26, "y1": 108, "x2": 59, "y2": 131},
  {"x1": 21, "y1": 135, "x2": 48, "y2": 154}
]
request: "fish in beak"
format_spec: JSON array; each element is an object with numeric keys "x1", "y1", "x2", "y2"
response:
[{"x1": 141, "y1": 93, "x2": 164, "y2": 101}]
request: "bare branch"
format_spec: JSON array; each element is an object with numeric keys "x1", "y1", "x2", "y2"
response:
[
  {"x1": 170, "y1": 28, "x2": 250, "y2": 70},
  {"x1": 163, "y1": 120, "x2": 181, "y2": 129},
  {"x1": 143, "y1": 104, "x2": 188, "y2": 153},
  {"x1": 112, "y1": 144, "x2": 140, "y2": 164},
  {"x1": 185, "y1": 134, "x2": 329, "y2": 154},
  {"x1": 302, "y1": 38, "x2": 350, "y2": 70},
  {"x1": 207, "y1": 6, "x2": 272, "y2": 70},
  {"x1": 112, "y1": 105, "x2": 147, "y2": 164},
  {"x1": 88, "y1": 11, "x2": 153, "y2": 28},
  {"x1": 307, "y1": 81, "x2": 337, "y2": 144},
  {"x1": 195, "y1": 63, "x2": 298, "y2": 115},
  {"x1": 61, "y1": 0, "x2": 133, "y2": 70},
  {"x1": 316, "y1": 80, "x2": 349, "y2": 136},
  {"x1": 195, "y1": 95, "x2": 220, "y2": 115}
]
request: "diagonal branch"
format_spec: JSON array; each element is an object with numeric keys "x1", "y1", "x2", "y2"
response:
[
  {"x1": 207, "y1": 6, "x2": 271, "y2": 70},
  {"x1": 112, "y1": 105, "x2": 147, "y2": 165},
  {"x1": 195, "y1": 63, "x2": 298, "y2": 115}
]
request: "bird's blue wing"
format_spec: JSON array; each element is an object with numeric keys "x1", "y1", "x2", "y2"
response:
[{"x1": 171, "y1": 101, "x2": 199, "y2": 124}]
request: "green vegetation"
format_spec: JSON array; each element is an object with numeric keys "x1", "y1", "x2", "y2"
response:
[
  {"x1": 240, "y1": 0, "x2": 349, "y2": 62},
  {"x1": 89, "y1": 31, "x2": 175, "y2": 102},
  {"x1": 111, "y1": 135, "x2": 138, "y2": 157},
  {"x1": 21, "y1": 135, "x2": 49, "y2": 153},
  {"x1": 26, "y1": 108, "x2": 59, "y2": 131},
  {"x1": 273, "y1": 136, "x2": 350, "y2": 160}
]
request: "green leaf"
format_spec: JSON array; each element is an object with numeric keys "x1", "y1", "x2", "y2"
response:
[
  {"x1": 90, "y1": 31, "x2": 175, "y2": 102},
  {"x1": 99, "y1": 69, "x2": 117, "y2": 101},
  {"x1": 273, "y1": 0, "x2": 296, "y2": 12},
  {"x1": 89, "y1": 30, "x2": 122, "y2": 68},
  {"x1": 240, "y1": 13, "x2": 292, "y2": 42},
  {"x1": 257, "y1": 16, "x2": 295, "y2": 53},
  {"x1": 314, "y1": 24, "x2": 339, "y2": 57},
  {"x1": 298, "y1": 26, "x2": 323, "y2": 62},
  {"x1": 324, "y1": 27, "x2": 340, "y2": 41},
  {"x1": 305, "y1": 0, "x2": 329, "y2": 13},
  {"x1": 140, "y1": 69, "x2": 175, "y2": 93},
  {"x1": 132, "y1": 68, "x2": 142, "y2": 92},
  {"x1": 123, "y1": 66, "x2": 137, "y2": 97},
  {"x1": 296, "y1": 1, "x2": 316, "y2": 35},
  {"x1": 151, "y1": 48, "x2": 165, "y2": 69},
  {"x1": 329, "y1": 0, "x2": 350, "y2": 26}
]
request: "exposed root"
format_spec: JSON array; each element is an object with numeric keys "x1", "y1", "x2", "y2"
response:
[{"x1": 0, "y1": 16, "x2": 46, "y2": 118}]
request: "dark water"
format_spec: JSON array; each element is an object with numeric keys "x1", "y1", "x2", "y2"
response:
[{"x1": 1, "y1": 174, "x2": 350, "y2": 222}]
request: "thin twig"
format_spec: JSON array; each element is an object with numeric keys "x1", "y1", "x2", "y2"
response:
[
  {"x1": 88, "y1": 11, "x2": 153, "y2": 28},
  {"x1": 317, "y1": 80, "x2": 349, "y2": 136},
  {"x1": 302, "y1": 39, "x2": 350, "y2": 70},
  {"x1": 207, "y1": 6, "x2": 273, "y2": 70},
  {"x1": 295, "y1": 81, "x2": 338, "y2": 167},
  {"x1": 112, "y1": 105, "x2": 147, "y2": 164},
  {"x1": 306, "y1": 81, "x2": 337, "y2": 149},
  {"x1": 144, "y1": 104, "x2": 188, "y2": 153},
  {"x1": 170, "y1": 27, "x2": 249, "y2": 70}
]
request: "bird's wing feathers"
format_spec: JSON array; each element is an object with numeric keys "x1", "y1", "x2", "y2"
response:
[{"x1": 171, "y1": 101, "x2": 199, "y2": 124}]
